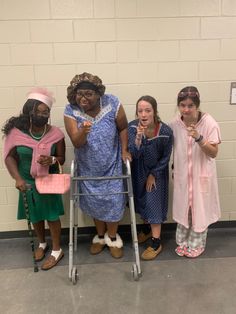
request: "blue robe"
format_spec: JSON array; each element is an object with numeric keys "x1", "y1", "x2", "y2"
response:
[{"x1": 128, "y1": 120, "x2": 173, "y2": 224}]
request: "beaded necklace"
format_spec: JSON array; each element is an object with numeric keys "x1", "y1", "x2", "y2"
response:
[{"x1": 29, "y1": 125, "x2": 47, "y2": 140}]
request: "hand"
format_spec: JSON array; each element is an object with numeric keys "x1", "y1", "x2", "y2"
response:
[
  {"x1": 37, "y1": 155, "x2": 53, "y2": 166},
  {"x1": 122, "y1": 151, "x2": 132, "y2": 163},
  {"x1": 15, "y1": 178, "x2": 27, "y2": 192},
  {"x1": 146, "y1": 174, "x2": 156, "y2": 192},
  {"x1": 136, "y1": 123, "x2": 146, "y2": 140},
  {"x1": 135, "y1": 123, "x2": 146, "y2": 146},
  {"x1": 187, "y1": 124, "x2": 200, "y2": 140},
  {"x1": 81, "y1": 120, "x2": 92, "y2": 135}
]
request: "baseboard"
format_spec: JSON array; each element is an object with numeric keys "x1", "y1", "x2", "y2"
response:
[{"x1": 0, "y1": 220, "x2": 236, "y2": 240}]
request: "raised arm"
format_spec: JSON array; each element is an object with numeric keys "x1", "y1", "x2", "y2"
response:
[{"x1": 64, "y1": 116, "x2": 92, "y2": 149}]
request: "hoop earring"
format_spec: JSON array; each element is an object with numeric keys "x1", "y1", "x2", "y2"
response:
[{"x1": 29, "y1": 116, "x2": 34, "y2": 134}]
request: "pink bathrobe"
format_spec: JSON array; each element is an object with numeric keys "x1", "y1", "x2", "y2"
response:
[{"x1": 169, "y1": 113, "x2": 221, "y2": 232}]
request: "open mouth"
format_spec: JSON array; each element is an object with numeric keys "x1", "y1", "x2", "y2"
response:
[{"x1": 140, "y1": 119, "x2": 148, "y2": 125}]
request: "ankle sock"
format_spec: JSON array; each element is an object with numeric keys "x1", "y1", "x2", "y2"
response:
[
  {"x1": 151, "y1": 237, "x2": 161, "y2": 251},
  {"x1": 51, "y1": 248, "x2": 62, "y2": 260},
  {"x1": 39, "y1": 242, "x2": 47, "y2": 250}
]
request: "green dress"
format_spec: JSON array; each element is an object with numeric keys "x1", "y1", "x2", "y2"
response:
[{"x1": 16, "y1": 134, "x2": 64, "y2": 224}]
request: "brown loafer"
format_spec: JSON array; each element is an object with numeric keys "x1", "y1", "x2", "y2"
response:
[
  {"x1": 41, "y1": 250, "x2": 64, "y2": 271},
  {"x1": 141, "y1": 245, "x2": 162, "y2": 261},
  {"x1": 35, "y1": 245, "x2": 49, "y2": 262},
  {"x1": 137, "y1": 231, "x2": 152, "y2": 244}
]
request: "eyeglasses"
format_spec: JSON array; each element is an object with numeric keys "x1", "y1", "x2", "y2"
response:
[
  {"x1": 178, "y1": 91, "x2": 199, "y2": 98},
  {"x1": 76, "y1": 90, "x2": 96, "y2": 99}
]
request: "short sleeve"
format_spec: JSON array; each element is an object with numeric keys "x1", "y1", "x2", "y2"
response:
[
  {"x1": 64, "y1": 104, "x2": 76, "y2": 120},
  {"x1": 205, "y1": 115, "x2": 221, "y2": 145},
  {"x1": 207, "y1": 124, "x2": 221, "y2": 144}
]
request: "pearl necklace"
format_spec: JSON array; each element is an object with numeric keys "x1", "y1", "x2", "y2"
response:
[{"x1": 29, "y1": 125, "x2": 47, "y2": 140}]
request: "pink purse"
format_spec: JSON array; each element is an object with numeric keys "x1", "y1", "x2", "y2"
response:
[{"x1": 35, "y1": 160, "x2": 70, "y2": 194}]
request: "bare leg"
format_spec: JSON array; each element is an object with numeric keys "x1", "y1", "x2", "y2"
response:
[
  {"x1": 106, "y1": 221, "x2": 119, "y2": 238},
  {"x1": 33, "y1": 220, "x2": 45, "y2": 243},
  {"x1": 94, "y1": 219, "x2": 106, "y2": 236},
  {"x1": 47, "y1": 219, "x2": 61, "y2": 251},
  {"x1": 151, "y1": 223, "x2": 161, "y2": 238}
]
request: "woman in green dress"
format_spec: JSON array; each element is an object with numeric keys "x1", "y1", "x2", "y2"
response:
[{"x1": 2, "y1": 88, "x2": 65, "y2": 270}]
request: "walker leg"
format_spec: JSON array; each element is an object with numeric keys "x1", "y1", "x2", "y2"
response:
[
  {"x1": 129, "y1": 195, "x2": 142, "y2": 277},
  {"x1": 74, "y1": 202, "x2": 78, "y2": 252},
  {"x1": 125, "y1": 160, "x2": 142, "y2": 278},
  {"x1": 69, "y1": 199, "x2": 74, "y2": 281}
]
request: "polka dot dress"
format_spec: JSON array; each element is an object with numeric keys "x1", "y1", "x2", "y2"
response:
[{"x1": 128, "y1": 120, "x2": 173, "y2": 224}]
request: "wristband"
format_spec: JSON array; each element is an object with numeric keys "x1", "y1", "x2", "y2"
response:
[{"x1": 195, "y1": 135, "x2": 203, "y2": 142}]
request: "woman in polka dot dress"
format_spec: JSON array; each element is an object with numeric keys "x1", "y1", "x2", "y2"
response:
[{"x1": 128, "y1": 95, "x2": 173, "y2": 260}]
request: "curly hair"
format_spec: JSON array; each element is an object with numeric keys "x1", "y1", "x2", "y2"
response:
[
  {"x1": 2, "y1": 99, "x2": 42, "y2": 135},
  {"x1": 67, "y1": 72, "x2": 106, "y2": 105}
]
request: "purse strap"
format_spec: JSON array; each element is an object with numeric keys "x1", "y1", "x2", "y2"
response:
[{"x1": 55, "y1": 159, "x2": 63, "y2": 174}]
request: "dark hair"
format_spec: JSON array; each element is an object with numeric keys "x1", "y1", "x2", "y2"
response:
[
  {"x1": 177, "y1": 86, "x2": 200, "y2": 108},
  {"x1": 136, "y1": 95, "x2": 161, "y2": 123},
  {"x1": 2, "y1": 99, "x2": 42, "y2": 135}
]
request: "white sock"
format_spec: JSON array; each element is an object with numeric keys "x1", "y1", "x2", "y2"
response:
[
  {"x1": 51, "y1": 249, "x2": 62, "y2": 260},
  {"x1": 39, "y1": 242, "x2": 47, "y2": 250}
]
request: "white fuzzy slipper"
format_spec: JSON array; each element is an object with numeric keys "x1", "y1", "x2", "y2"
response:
[{"x1": 104, "y1": 233, "x2": 123, "y2": 248}]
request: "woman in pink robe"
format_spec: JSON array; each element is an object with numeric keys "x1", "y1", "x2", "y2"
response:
[{"x1": 169, "y1": 86, "x2": 221, "y2": 258}]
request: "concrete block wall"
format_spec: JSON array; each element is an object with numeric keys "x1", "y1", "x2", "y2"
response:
[{"x1": 0, "y1": 0, "x2": 236, "y2": 231}]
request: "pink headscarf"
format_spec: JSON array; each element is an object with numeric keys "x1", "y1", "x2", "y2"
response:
[{"x1": 27, "y1": 87, "x2": 55, "y2": 109}]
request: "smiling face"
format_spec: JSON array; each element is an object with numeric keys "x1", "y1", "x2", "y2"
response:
[
  {"x1": 75, "y1": 89, "x2": 100, "y2": 113},
  {"x1": 136, "y1": 100, "x2": 155, "y2": 127}
]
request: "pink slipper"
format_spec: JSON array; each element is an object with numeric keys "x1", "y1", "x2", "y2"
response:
[
  {"x1": 175, "y1": 245, "x2": 187, "y2": 257},
  {"x1": 185, "y1": 247, "x2": 205, "y2": 258}
]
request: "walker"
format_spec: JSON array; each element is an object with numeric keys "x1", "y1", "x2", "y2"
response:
[{"x1": 68, "y1": 159, "x2": 142, "y2": 285}]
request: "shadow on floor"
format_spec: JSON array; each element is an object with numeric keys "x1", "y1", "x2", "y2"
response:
[{"x1": 1, "y1": 227, "x2": 236, "y2": 270}]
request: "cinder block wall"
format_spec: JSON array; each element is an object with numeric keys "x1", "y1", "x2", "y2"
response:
[{"x1": 0, "y1": 0, "x2": 236, "y2": 231}]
